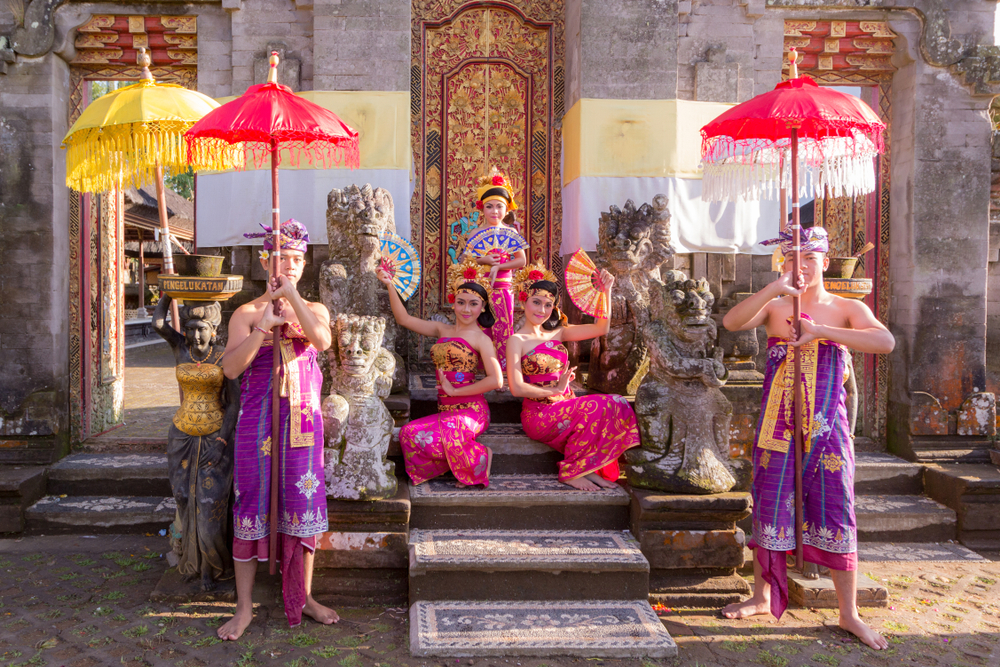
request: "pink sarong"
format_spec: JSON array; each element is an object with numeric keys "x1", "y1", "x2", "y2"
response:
[
  {"x1": 400, "y1": 338, "x2": 491, "y2": 486},
  {"x1": 487, "y1": 269, "x2": 514, "y2": 371},
  {"x1": 520, "y1": 340, "x2": 640, "y2": 482}
]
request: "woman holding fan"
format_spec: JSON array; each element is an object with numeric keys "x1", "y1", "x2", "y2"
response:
[
  {"x1": 506, "y1": 260, "x2": 641, "y2": 491},
  {"x1": 377, "y1": 263, "x2": 502, "y2": 488},
  {"x1": 461, "y1": 167, "x2": 527, "y2": 370}
]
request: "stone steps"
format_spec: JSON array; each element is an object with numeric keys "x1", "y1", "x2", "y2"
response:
[
  {"x1": 24, "y1": 495, "x2": 175, "y2": 535},
  {"x1": 409, "y1": 474, "x2": 630, "y2": 531},
  {"x1": 924, "y1": 463, "x2": 1000, "y2": 549},
  {"x1": 855, "y1": 494, "x2": 957, "y2": 542},
  {"x1": 477, "y1": 425, "x2": 561, "y2": 475},
  {"x1": 854, "y1": 452, "x2": 924, "y2": 495},
  {"x1": 409, "y1": 599, "x2": 676, "y2": 658},
  {"x1": 408, "y1": 529, "x2": 649, "y2": 602},
  {"x1": 0, "y1": 466, "x2": 47, "y2": 533},
  {"x1": 46, "y1": 453, "x2": 170, "y2": 497}
]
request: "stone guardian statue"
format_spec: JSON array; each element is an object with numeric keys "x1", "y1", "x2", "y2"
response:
[
  {"x1": 318, "y1": 184, "x2": 406, "y2": 391},
  {"x1": 323, "y1": 313, "x2": 398, "y2": 500},
  {"x1": 625, "y1": 271, "x2": 749, "y2": 494},
  {"x1": 587, "y1": 195, "x2": 674, "y2": 395}
]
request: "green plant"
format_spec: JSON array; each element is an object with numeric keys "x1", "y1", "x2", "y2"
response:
[
  {"x1": 289, "y1": 632, "x2": 319, "y2": 648},
  {"x1": 122, "y1": 625, "x2": 149, "y2": 638},
  {"x1": 337, "y1": 654, "x2": 362, "y2": 667},
  {"x1": 104, "y1": 590, "x2": 126, "y2": 600},
  {"x1": 812, "y1": 655, "x2": 839, "y2": 666},
  {"x1": 192, "y1": 636, "x2": 222, "y2": 648},
  {"x1": 311, "y1": 647, "x2": 340, "y2": 659},
  {"x1": 755, "y1": 651, "x2": 789, "y2": 667}
]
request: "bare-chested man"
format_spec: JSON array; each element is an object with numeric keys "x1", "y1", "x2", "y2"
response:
[
  {"x1": 720, "y1": 226, "x2": 894, "y2": 650},
  {"x1": 217, "y1": 219, "x2": 339, "y2": 641}
]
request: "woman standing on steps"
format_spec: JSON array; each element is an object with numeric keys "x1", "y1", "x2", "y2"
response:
[
  {"x1": 378, "y1": 266, "x2": 502, "y2": 488},
  {"x1": 506, "y1": 264, "x2": 641, "y2": 491},
  {"x1": 460, "y1": 167, "x2": 527, "y2": 371}
]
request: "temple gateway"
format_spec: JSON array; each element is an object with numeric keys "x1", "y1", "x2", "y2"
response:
[{"x1": 2, "y1": 0, "x2": 1000, "y2": 657}]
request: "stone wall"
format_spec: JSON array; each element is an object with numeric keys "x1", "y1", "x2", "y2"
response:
[
  {"x1": 230, "y1": 0, "x2": 315, "y2": 93},
  {"x1": 0, "y1": 52, "x2": 71, "y2": 463},
  {"x1": 313, "y1": 0, "x2": 410, "y2": 91},
  {"x1": 887, "y1": 11, "x2": 996, "y2": 460},
  {"x1": 564, "y1": 0, "x2": 678, "y2": 110}
]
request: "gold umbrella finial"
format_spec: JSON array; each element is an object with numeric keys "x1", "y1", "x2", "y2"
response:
[
  {"x1": 267, "y1": 51, "x2": 279, "y2": 84},
  {"x1": 138, "y1": 47, "x2": 153, "y2": 81},
  {"x1": 789, "y1": 47, "x2": 799, "y2": 79}
]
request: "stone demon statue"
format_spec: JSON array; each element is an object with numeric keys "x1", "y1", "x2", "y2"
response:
[
  {"x1": 319, "y1": 184, "x2": 405, "y2": 391},
  {"x1": 322, "y1": 314, "x2": 397, "y2": 501},
  {"x1": 625, "y1": 271, "x2": 749, "y2": 494},
  {"x1": 587, "y1": 194, "x2": 674, "y2": 395}
]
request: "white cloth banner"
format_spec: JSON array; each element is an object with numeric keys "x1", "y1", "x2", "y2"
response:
[
  {"x1": 195, "y1": 168, "x2": 411, "y2": 247},
  {"x1": 561, "y1": 176, "x2": 781, "y2": 255}
]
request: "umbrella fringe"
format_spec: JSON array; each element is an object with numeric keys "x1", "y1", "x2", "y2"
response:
[
  {"x1": 702, "y1": 154, "x2": 877, "y2": 202},
  {"x1": 184, "y1": 134, "x2": 361, "y2": 172},
  {"x1": 64, "y1": 121, "x2": 237, "y2": 193}
]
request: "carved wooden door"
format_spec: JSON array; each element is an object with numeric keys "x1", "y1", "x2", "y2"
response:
[{"x1": 411, "y1": 1, "x2": 564, "y2": 317}]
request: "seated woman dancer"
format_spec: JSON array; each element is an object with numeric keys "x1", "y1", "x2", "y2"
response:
[
  {"x1": 461, "y1": 167, "x2": 527, "y2": 370},
  {"x1": 506, "y1": 264, "x2": 641, "y2": 491},
  {"x1": 377, "y1": 267, "x2": 502, "y2": 488}
]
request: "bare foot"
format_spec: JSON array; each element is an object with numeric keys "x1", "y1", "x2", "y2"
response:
[
  {"x1": 303, "y1": 596, "x2": 339, "y2": 625},
  {"x1": 217, "y1": 605, "x2": 253, "y2": 640},
  {"x1": 586, "y1": 473, "x2": 618, "y2": 489},
  {"x1": 839, "y1": 614, "x2": 888, "y2": 650},
  {"x1": 563, "y1": 476, "x2": 601, "y2": 491},
  {"x1": 721, "y1": 597, "x2": 771, "y2": 620},
  {"x1": 486, "y1": 447, "x2": 494, "y2": 479}
]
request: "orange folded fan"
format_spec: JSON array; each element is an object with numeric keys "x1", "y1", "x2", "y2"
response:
[{"x1": 564, "y1": 249, "x2": 609, "y2": 319}]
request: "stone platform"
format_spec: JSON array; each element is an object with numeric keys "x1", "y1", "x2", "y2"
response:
[
  {"x1": 408, "y1": 528, "x2": 649, "y2": 601},
  {"x1": 409, "y1": 474, "x2": 630, "y2": 530},
  {"x1": 26, "y1": 494, "x2": 175, "y2": 534},
  {"x1": 409, "y1": 600, "x2": 677, "y2": 658},
  {"x1": 924, "y1": 463, "x2": 1000, "y2": 548},
  {"x1": 788, "y1": 571, "x2": 889, "y2": 609}
]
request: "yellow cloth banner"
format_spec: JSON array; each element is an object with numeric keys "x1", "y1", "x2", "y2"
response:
[
  {"x1": 209, "y1": 90, "x2": 410, "y2": 171},
  {"x1": 562, "y1": 98, "x2": 736, "y2": 186}
]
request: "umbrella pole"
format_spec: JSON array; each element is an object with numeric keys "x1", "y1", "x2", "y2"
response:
[
  {"x1": 790, "y1": 127, "x2": 805, "y2": 571},
  {"x1": 154, "y1": 164, "x2": 182, "y2": 335},
  {"x1": 268, "y1": 138, "x2": 282, "y2": 577}
]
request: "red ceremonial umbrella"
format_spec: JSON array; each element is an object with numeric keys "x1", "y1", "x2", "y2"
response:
[
  {"x1": 700, "y1": 49, "x2": 885, "y2": 569},
  {"x1": 185, "y1": 52, "x2": 359, "y2": 573}
]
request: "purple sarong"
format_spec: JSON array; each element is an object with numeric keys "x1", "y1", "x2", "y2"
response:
[
  {"x1": 751, "y1": 336, "x2": 856, "y2": 619},
  {"x1": 233, "y1": 325, "x2": 327, "y2": 625}
]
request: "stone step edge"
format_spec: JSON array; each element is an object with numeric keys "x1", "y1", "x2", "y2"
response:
[
  {"x1": 26, "y1": 495, "x2": 175, "y2": 519},
  {"x1": 409, "y1": 599, "x2": 676, "y2": 658},
  {"x1": 409, "y1": 476, "x2": 631, "y2": 507},
  {"x1": 409, "y1": 529, "x2": 648, "y2": 573},
  {"x1": 854, "y1": 495, "x2": 956, "y2": 516}
]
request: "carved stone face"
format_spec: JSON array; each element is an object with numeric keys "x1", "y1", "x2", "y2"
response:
[
  {"x1": 659, "y1": 273, "x2": 716, "y2": 344},
  {"x1": 327, "y1": 184, "x2": 395, "y2": 260},
  {"x1": 333, "y1": 314, "x2": 387, "y2": 377},
  {"x1": 597, "y1": 198, "x2": 673, "y2": 276}
]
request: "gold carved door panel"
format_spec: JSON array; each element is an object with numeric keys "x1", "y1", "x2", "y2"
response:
[{"x1": 412, "y1": 1, "x2": 564, "y2": 317}]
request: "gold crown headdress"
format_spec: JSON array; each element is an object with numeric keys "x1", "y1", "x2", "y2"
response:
[
  {"x1": 474, "y1": 166, "x2": 519, "y2": 211},
  {"x1": 512, "y1": 262, "x2": 559, "y2": 302},
  {"x1": 447, "y1": 258, "x2": 494, "y2": 304}
]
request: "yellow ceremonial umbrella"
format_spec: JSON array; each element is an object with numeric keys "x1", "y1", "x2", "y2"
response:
[{"x1": 62, "y1": 48, "x2": 239, "y2": 329}]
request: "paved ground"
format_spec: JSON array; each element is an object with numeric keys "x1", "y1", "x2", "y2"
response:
[
  {"x1": 87, "y1": 344, "x2": 177, "y2": 446},
  {"x1": 0, "y1": 535, "x2": 998, "y2": 667}
]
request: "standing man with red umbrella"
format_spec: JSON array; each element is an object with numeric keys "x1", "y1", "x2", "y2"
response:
[
  {"x1": 186, "y1": 53, "x2": 358, "y2": 639},
  {"x1": 721, "y1": 228, "x2": 893, "y2": 649},
  {"x1": 702, "y1": 50, "x2": 894, "y2": 649}
]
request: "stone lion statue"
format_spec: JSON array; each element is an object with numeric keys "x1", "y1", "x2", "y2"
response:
[
  {"x1": 587, "y1": 194, "x2": 674, "y2": 395},
  {"x1": 319, "y1": 184, "x2": 405, "y2": 391},
  {"x1": 625, "y1": 271, "x2": 749, "y2": 494},
  {"x1": 322, "y1": 314, "x2": 398, "y2": 501}
]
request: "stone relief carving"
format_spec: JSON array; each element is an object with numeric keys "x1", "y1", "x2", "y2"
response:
[
  {"x1": 625, "y1": 271, "x2": 750, "y2": 495},
  {"x1": 319, "y1": 183, "x2": 406, "y2": 391},
  {"x1": 587, "y1": 194, "x2": 674, "y2": 395},
  {"x1": 322, "y1": 314, "x2": 398, "y2": 501}
]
